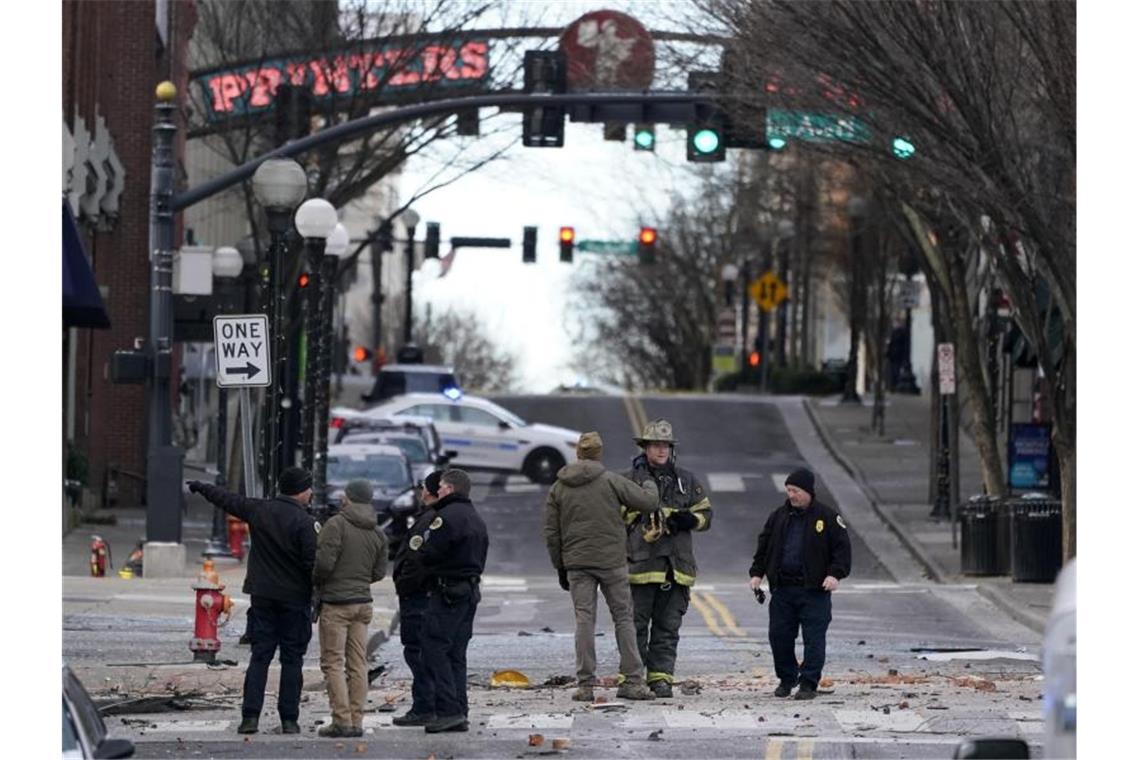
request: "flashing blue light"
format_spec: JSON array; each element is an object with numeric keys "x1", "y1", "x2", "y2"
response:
[
  {"x1": 768, "y1": 136, "x2": 787, "y2": 151},
  {"x1": 892, "y1": 136, "x2": 916, "y2": 160},
  {"x1": 442, "y1": 386, "x2": 463, "y2": 401}
]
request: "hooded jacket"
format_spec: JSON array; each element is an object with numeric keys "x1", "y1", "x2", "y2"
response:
[
  {"x1": 313, "y1": 499, "x2": 388, "y2": 604},
  {"x1": 544, "y1": 460, "x2": 659, "y2": 571}
]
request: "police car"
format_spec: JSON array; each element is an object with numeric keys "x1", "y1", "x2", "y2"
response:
[{"x1": 362, "y1": 392, "x2": 581, "y2": 484}]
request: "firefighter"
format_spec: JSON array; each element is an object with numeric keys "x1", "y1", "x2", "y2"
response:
[{"x1": 621, "y1": 419, "x2": 712, "y2": 698}]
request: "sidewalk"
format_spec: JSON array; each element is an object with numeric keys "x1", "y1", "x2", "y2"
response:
[{"x1": 803, "y1": 394, "x2": 1055, "y2": 635}]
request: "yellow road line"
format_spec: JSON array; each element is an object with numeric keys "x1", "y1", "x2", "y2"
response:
[
  {"x1": 795, "y1": 739, "x2": 814, "y2": 760},
  {"x1": 765, "y1": 738, "x2": 784, "y2": 760},
  {"x1": 628, "y1": 393, "x2": 649, "y2": 431},
  {"x1": 689, "y1": 591, "x2": 726, "y2": 638},
  {"x1": 621, "y1": 394, "x2": 642, "y2": 438},
  {"x1": 701, "y1": 590, "x2": 747, "y2": 637}
]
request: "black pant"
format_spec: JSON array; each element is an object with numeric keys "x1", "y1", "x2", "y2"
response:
[
  {"x1": 768, "y1": 586, "x2": 832, "y2": 689},
  {"x1": 242, "y1": 596, "x2": 313, "y2": 721},
  {"x1": 421, "y1": 588, "x2": 478, "y2": 718},
  {"x1": 398, "y1": 593, "x2": 434, "y2": 715},
  {"x1": 631, "y1": 583, "x2": 690, "y2": 683}
]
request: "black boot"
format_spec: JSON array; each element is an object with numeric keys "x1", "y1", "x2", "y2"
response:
[
  {"x1": 425, "y1": 714, "x2": 468, "y2": 733},
  {"x1": 793, "y1": 683, "x2": 817, "y2": 701},
  {"x1": 237, "y1": 716, "x2": 258, "y2": 734},
  {"x1": 392, "y1": 711, "x2": 435, "y2": 727},
  {"x1": 773, "y1": 682, "x2": 795, "y2": 698}
]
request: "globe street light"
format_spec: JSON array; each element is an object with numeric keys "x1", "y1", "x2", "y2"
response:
[
  {"x1": 251, "y1": 158, "x2": 307, "y2": 494},
  {"x1": 294, "y1": 199, "x2": 338, "y2": 472},
  {"x1": 313, "y1": 223, "x2": 350, "y2": 509},
  {"x1": 399, "y1": 208, "x2": 420, "y2": 346}
]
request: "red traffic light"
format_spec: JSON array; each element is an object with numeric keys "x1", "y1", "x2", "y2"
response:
[
  {"x1": 639, "y1": 227, "x2": 657, "y2": 245},
  {"x1": 559, "y1": 226, "x2": 575, "y2": 243},
  {"x1": 748, "y1": 351, "x2": 761, "y2": 367},
  {"x1": 353, "y1": 346, "x2": 372, "y2": 363},
  {"x1": 298, "y1": 273, "x2": 311, "y2": 288}
]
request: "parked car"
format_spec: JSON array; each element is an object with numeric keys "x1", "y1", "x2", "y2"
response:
[
  {"x1": 63, "y1": 664, "x2": 134, "y2": 759},
  {"x1": 324, "y1": 443, "x2": 417, "y2": 518},
  {"x1": 361, "y1": 364, "x2": 460, "y2": 405},
  {"x1": 340, "y1": 427, "x2": 449, "y2": 483},
  {"x1": 362, "y1": 392, "x2": 581, "y2": 484}
]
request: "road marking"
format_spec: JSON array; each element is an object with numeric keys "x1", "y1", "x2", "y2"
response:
[
  {"x1": 707, "y1": 473, "x2": 745, "y2": 492},
  {"x1": 796, "y1": 738, "x2": 814, "y2": 760},
  {"x1": 765, "y1": 737, "x2": 785, "y2": 760},
  {"x1": 699, "y1": 590, "x2": 747, "y2": 637},
  {"x1": 771, "y1": 473, "x2": 789, "y2": 493},
  {"x1": 482, "y1": 576, "x2": 528, "y2": 587},
  {"x1": 504, "y1": 482, "x2": 542, "y2": 493},
  {"x1": 132, "y1": 719, "x2": 230, "y2": 733},
  {"x1": 689, "y1": 591, "x2": 726, "y2": 637},
  {"x1": 487, "y1": 712, "x2": 574, "y2": 729},
  {"x1": 622, "y1": 395, "x2": 642, "y2": 438}
]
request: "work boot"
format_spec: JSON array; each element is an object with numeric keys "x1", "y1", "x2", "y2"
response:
[
  {"x1": 236, "y1": 717, "x2": 258, "y2": 734},
  {"x1": 773, "y1": 682, "x2": 795, "y2": 698},
  {"x1": 616, "y1": 682, "x2": 657, "y2": 700},
  {"x1": 238, "y1": 633, "x2": 251, "y2": 646},
  {"x1": 793, "y1": 683, "x2": 817, "y2": 701},
  {"x1": 571, "y1": 685, "x2": 595, "y2": 702},
  {"x1": 318, "y1": 723, "x2": 362, "y2": 738},
  {"x1": 648, "y1": 680, "x2": 673, "y2": 698},
  {"x1": 425, "y1": 714, "x2": 468, "y2": 733},
  {"x1": 280, "y1": 720, "x2": 300, "y2": 735},
  {"x1": 392, "y1": 711, "x2": 435, "y2": 727}
]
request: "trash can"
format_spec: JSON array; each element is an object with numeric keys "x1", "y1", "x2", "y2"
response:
[
  {"x1": 959, "y1": 495, "x2": 1009, "y2": 576},
  {"x1": 1011, "y1": 495, "x2": 1063, "y2": 583}
]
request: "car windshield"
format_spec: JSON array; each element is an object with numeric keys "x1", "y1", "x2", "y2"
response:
[
  {"x1": 342, "y1": 435, "x2": 429, "y2": 463},
  {"x1": 406, "y1": 373, "x2": 457, "y2": 393},
  {"x1": 489, "y1": 403, "x2": 526, "y2": 427},
  {"x1": 327, "y1": 454, "x2": 411, "y2": 490}
]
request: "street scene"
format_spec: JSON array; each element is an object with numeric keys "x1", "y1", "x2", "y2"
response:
[{"x1": 58, "y1": 2, "x2": 1079, "y2": 759}]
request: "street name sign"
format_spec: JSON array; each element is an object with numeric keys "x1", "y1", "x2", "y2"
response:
[
  {"x1": 213, "y1": 314, "x2": 271, "y2": 388},
  {"x1": 748, "y1": 271, "x2": 789, "y2": 312},
  {"x1": 578, "y1": 239, "x2": 637, "y2": 255},
  {"x1": 937, "y1": 342, "x2": 956, "y2": 395}
]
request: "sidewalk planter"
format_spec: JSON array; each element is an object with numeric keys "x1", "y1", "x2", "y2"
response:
[
  {"x1": 1010, "y1": 495, "x2": 1063, "y2": 583},
  {"x1": 959, "y1": 495, "x2": 1010, "y2": 576}
]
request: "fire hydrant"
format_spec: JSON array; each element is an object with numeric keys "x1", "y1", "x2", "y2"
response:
[
  {"x1": 89, "y1": 535, "x2": 110, "y2": 577},
  {"x1": 226, "y1": 516, "x2": 248, "y2": 560},
  {"x1": 190, "y1": 559, "x2": 232, "y2": 663}
]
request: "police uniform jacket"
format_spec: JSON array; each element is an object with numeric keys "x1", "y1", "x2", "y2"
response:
[
  {"x1": 621, "y1": 455, "x2": 712, "y2": 587},
  {"x1": 749, "y1": 499, "x2": 852, "y2": 590},
  {"x1": 194, "y1": 483, "x2": 318, "y2": 605},
  {"x1": 400, "y1": 493, "x2": 489, "y2": 591},
  {"x1": 392, "y1": 506, "x2": 439, "y2": 597}
]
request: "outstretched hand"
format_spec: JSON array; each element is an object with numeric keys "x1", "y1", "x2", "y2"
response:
[{"x1": 186, "y1": 480, "x2": 204, "y2": 494}]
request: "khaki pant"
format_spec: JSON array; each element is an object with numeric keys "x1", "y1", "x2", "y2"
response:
[
  {"x1": 567, "y1": 566, "x2": 645, "y2": 685},
  {"x1": 318, "y1": 602, "x2": 373, "y2": 728}
]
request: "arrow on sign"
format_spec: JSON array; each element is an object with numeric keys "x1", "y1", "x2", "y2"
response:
[{"x1": 224, "y1": 362, "x2": 262, "y2": 379}]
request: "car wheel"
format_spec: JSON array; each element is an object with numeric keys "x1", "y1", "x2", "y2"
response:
[{"x1": 523, "y1": 448, "x2": 565, "y2": 485}]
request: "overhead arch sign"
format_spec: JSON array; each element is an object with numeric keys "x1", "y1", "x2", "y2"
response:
[{"x1": 194, "y1": 38, "x2": 490, "y2": 121}]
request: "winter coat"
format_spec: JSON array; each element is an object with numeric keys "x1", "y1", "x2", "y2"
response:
[
  {"x1": 313, "y1": 499, "x2": 388, "y2": 604},
  {"x1": 749, "y1": 499, "x2": 852, "y2": 590},
  {"x1": 543, "y1": 460, "x2": 659, "y2": 571},
  {"x1": 398, "y1": 493, "x2": 489, "y2": 590}
]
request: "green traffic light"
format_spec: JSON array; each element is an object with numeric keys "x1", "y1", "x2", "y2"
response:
[
  {"x1": 692, "y1": 128, "x2": 720, "y2": 154},
  {"x1": 892, "y1": 136, "x2": 915, "y2": 160},
  {"x1": 634, "y1": 129, "x2": 655, "y2": 149}
]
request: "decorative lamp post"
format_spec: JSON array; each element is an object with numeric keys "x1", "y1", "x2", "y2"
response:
[
  {"x1": 399, "y1": 208, "x2": 420, "y2": 345},
  {"x1": 842, "y1": 196, "x2": 868, "y2": 404},
  {"x1": 203, "y1": 246, "x2": 244, "y2": 557},
  {"x1": 312, "y1": 223, "x2": 350, "y2": 510},
  {"x1": 251, "y1": 158, "x2": 307, "y2": 495},
  {"x1": 776, "y1": 219, "x2": 795, "y2": 370},
  {"x1": 293, "y1": 199, "x2": 338, "y2": 472}
]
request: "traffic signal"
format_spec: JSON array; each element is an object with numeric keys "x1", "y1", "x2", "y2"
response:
[
  {"x1": 353, "y1": 346, "x2": 372, "y2": 363},
  {"x1": 559, "y1": 226, "x2": 574, "y2": 263},
  {"x1": 748, "y1": 351, "x2": 761, "y2": 367},
  {"x1": 522, "y1": 226, "x2": 537, "y2": 263},
  {"x1": 638, "y1": 226, "x2": 657, "y2": 264},
  {"x1": 633, "y1": 124, "x2": 655, "y2": 151},
  {"x1": 891, "y1": 135, "x2": 916, "y2": 160},
  {"x1": 456, "y1": 108, "x2": 479, "y2": 137},
  {"x1": 424, "y1": 222, "x2": 440, "y2": 259},
  {"x1": 687, "y1": 71, "x2": 726, "y2": 163},
  {"x1": 522, "y1": 50, "x2": 567, "y2": 147},
  {"x1": 604, "y1": 122, "x2": 626, "y2": 141},
  {"x1": 376, "y1": 219, "x2": 393, "y2": 252},
  {"x1": 297, "y1": 272, "x2": 311, "y2": 289}
]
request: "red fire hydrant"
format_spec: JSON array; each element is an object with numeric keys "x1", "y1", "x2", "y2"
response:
[
  {"x1": 190, "y1": 559, "x2": 232, "y2": 663},
  {"x1": 89, "y1": 535, "x2": 110, "y2": 577},
  {"x1": 226, "y1": 516, "x2": 248, "y2": 560}
]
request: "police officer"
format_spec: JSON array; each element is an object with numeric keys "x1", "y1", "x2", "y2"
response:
[
  {"x1": 401, "y1": 469, "x2": 488, "y2": 733},
  {"x1": 748, "y1": 468, "x2": 852, "y2": 700},
  {"x1": 622, "y1": 419, "x2": 713, "y2": 698},
  {"x1": 187, "y1": 467, "x2": 319, "y2": 735},
  {"x1": 389, "y1": 471, "x2": 443, "y2": 728}
]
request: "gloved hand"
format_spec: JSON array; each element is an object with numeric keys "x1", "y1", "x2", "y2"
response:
[
  {"x1": 558, "y1": 568, "x2": 570, "y2": 592},
  {"x1": 642, "y1": 511, "x2": 667, "y2": 543},
  {"x1": 665, "y1": 510, "x2": 699, "y2": 532},
  {"x1": 186, "y1": 480, "x2": 205, "y2": 494}
]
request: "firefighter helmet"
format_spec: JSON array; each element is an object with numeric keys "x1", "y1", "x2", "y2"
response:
[{"x1": 634, "y1": 418, "x2": 677, "y2": 446}]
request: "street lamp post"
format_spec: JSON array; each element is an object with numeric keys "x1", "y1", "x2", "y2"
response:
[
  {"x1": 251, "y1": 158, "x2": 307, "y2": 495},
  {"x1": 294, "y1": 199, "x2": 338, "y2": 472},
  {"x1": 400, "y1": 208, "x2": 420, "y2": 345},
  {"x1": 312, "y1": 224, "x2": 350, "y2": 509},
  {"x1": 776, "y1": 219, "x2": 795, "y2": 369},
  {"x1": 842, "y1": 196, "x2": 868, "y2": 404},
  {"x1": 204, "y1": 246, "x2": 244, "y2": 558}
]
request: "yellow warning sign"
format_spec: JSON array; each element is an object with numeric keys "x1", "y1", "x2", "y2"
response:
[{"x1": 748, "y1": 271, "x2": 789, "y2": 312}]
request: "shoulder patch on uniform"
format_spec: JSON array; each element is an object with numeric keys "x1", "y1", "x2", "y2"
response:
[
  {"x1": 815, "y1": 519, "x2": 825, "y2": 533},
  {"x1": 314, "y1": 521, "x2": 321, "y2": 534},
  {"x1": 429, "y1": 516, "x2": 443, "y2": 530},
  {"x1": 410, "y1": 535, "x2": 424, "y2": 550},
  {"x1": 836, "y1": 515, "x2": 847, "y2": 530}
]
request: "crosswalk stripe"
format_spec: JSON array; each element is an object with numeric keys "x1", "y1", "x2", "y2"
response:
[
  {"x1": 765, "y1": 737, "x2": 785, "y2": 760},
  {"x1": 707, "y1": 473, "x2": 745, "y2": 492},
  {"x1": 771, "y1": 473, "x2": 789, "y2": 493},
  {"x1": 796, "y1": 738, "x2": 814, "y2": 760}
]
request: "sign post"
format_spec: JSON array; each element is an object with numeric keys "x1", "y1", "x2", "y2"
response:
[
  {"x1": 214, "y1": 315, "x2": 272, "y2": 499},
  {"x1": 933, "y1": 343, "x2": 955, "y2": 521}
]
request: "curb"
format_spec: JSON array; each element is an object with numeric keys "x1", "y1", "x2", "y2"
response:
[
  {"x1": 801, "y1": 399, "x2": 949, "y2": 585},
  {"x1": 974, "y1": 583, "x2": 1048, "y2": 635}
]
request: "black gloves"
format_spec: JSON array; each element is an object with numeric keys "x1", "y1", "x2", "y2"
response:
[
  {"x1": 558, "y1": 568, "x2": 570, "y2": 592},
  {"x1": 187, "y1": 480, "x2": 205, "y2": 494},
  {"x1": 665, "y1": 510, "x2": 699, "y2": 532}
]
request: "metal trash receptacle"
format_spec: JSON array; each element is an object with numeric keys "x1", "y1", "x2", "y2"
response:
[
  {"x1": 959, "y1": 495, "x2": 1009, "y2": 576},
  {"x1": 1011, "y1": 495, "x2": 1063, "y2": 583}
]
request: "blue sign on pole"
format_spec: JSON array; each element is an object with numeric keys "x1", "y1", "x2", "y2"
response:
[{"x1": 1008, "y1": 423, "x2": 1052, "y2": 489}]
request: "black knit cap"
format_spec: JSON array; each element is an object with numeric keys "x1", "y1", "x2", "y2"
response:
[
  {"x1": 784, "y1": 468, "x2": 815, "y2": 496},
  {"x1": 422, "y1": 470, "x2": 443, "y2": 497},
  {"x1": 278, "y1": 466, "x2": 313, "y2": 496}
]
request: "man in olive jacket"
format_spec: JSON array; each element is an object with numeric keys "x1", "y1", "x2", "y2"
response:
[
  {"x1": 313, "y1": 479, "x2": 388, "y2": 738},
  {"x1": 543, "y1": 432, "x2": 660, "y2": 702}
]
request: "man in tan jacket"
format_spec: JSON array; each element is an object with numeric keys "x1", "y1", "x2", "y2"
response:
[
  {"x1": 543, "y1": 432, "x2": 660, "y2": 701},
  {"x1": 313, "y1": 479, "x2": 388, "y2": 738}
]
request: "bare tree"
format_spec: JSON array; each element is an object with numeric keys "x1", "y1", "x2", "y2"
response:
[{"x1": 413, "y1": 307, "x2": 520, "y2": 393}]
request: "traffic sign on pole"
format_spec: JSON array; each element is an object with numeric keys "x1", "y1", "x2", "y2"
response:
[
  {"x1": 937, "y1": 342, "x2": 956, "y2": 395},
  {"x1": 213, "y1": 314, "x2": 272, "y2": 388},
  {"x1": 748, "y1": 271, "x2": 789, "y2": 312}
]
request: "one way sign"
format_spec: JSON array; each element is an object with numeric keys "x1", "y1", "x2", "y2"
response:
[{"x1": 213, "y1": 314, "x2": 271, "y2": 388}]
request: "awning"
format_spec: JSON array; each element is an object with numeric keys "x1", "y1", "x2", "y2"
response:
[{"x1": 63, "y1": 200, "x2": 110, "y2": 329}]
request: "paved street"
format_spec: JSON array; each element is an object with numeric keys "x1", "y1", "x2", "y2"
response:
[{"x1": 64, "y1": 394, "x2": 1046, "y2": 758}]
